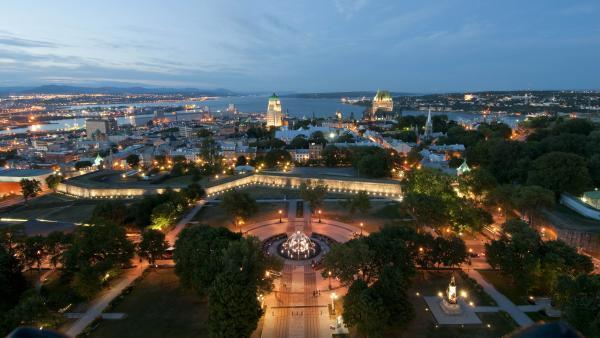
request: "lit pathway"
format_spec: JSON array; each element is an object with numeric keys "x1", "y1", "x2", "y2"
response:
[
  {"x1": 464, "y1": 269, "x2": 533, "y2": 327},
  {"x1": 260, "y1": 201, "x2": 353, "y2": 338},
  {"x1": 63, "y1": 199, "x2": 206, "y2": 337}
]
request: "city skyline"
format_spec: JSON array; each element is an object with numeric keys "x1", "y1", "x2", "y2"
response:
[{"x1": 0, "y1": 0, "x2": 599, "y2": 92}]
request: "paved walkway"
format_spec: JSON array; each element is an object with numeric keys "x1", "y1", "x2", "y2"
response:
[
  {"x1": 63, "y1": 199, "x2": 206, "y2": 337},
  {"x1": 464, "y1": 269, "x2": 533, "y2": 327},
  {"x1": 261, "y1": 201, "x2": 338, "y2": 338}
]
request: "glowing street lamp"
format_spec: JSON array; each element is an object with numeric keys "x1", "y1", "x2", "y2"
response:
[
  {"x1": 278, "y1": 209, "x2": 283, "y2": 223},
  {"x1": 328, "y1": 271, "x2": 332, "y2": 289},
  {"x1": 330, "y1": 292, "x2": 338, "y2": 311},
  {"x1": 360, "y1": 222, "x2": 364, "y2": 236},
  {"x1": 318, "y1": 209, "x2": 322, "y2": 223}
]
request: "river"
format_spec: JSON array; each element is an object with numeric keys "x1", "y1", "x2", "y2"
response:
[{"x1": 0, "y1": 96, "x2": 519, "y2": 135}]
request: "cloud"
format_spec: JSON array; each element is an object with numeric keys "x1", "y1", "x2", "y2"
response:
[
  {"x1": 0, "y1": 32, "x2": 60, "y2": 48},
  {"x1": 332, "y1": 0, "x2": 369, "y2": 18}
]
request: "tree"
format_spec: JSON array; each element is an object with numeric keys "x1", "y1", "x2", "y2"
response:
[
  {"x1": 354, "y1": 147, "x2": 392, "y2": 178},
  {"x1": 200, "y1": 137, "x2": 222, "y2": 174},
  {"x1": 431, "y1": 236, "x2": 468, "y2": 267},
  {"x1": 150, "y1": 202, "x2": 178, "y2": 231},
  {"x1": 206, "y1": 236, "x2": 281, "y2": 338},
  {"x1": 4, "y1": 292, "x2": 62, "y2": 331},
  {"x1": 138, "y1": 229, "x2": 168, "y2": 266},
  {"x1": 264, "y1": 149, "x2": 292, "y2": 168},
  {"x1": 44, "y1": 174, "x2": 61, "y2": 192},
  {"x1": 181, "y1": 183, "x2": 205, "y2": 203},
  {"x1": 0, "y1": 245, "x2": 27, "y2": 313},
  {"x1": 289, "y1": 135, "x2": 309, "y2": 149},
  {"x1": 45, "y1": 231, "x2": 71, "y2": 269},
  {"x1": 345, "y1": 191, "x2": 371, "y2": 216},
  {"x1": 299, "y1": 182, "x2": 328, "y2": 212},
  {"x1": 527, "y1": 151, "x2": 592, "y2": 196},
  {"x1": 126, "y1": 154, "x2": 140, "y2": 168},
  {"x1": 208, "y1": 272, "x2": 263, "y2": 338},
  {"x1": 535, "y1": 240, "x2": 593, "y2": 294},
  {"x1": 457, "y1": 168, "x2": 498, "y2": 202},
  {"x1": 512, "y1": 185, "x2": 555, "y2": 225},
  {"x1": 62, "y1": 223, "x2": 134, "y2": 299},
  {"x1": 173, "y1": 226, "x2": 241, "y2": 296},
  {"x1": 221, "y1": 191, "x2": 258, "y2": 229},
  {"x1": 485, "y1": 219, "x2": 542, "y2": 292},
  {"x1": 20, "y1": 179, "x2": 41, "y2": 203},
  {"x1": 401, "y1": 192, "x2": 447, "y2": 228},
  {"x1": 404, "y1": 168, "x2": 454, "y2": 199},
  {"x1": 554, "y1": 274, "x2": 600, "y2": 338},
  {"x1": 322, "y1": 239, "x2": 375, "y2": 285},
  {"x1": 90, "y1": 201, "x2": 128, "y2": 227},
  {"x1": 20, "y1": 235, "x2": 46, "y2": 274},
  {"x1": 342, "y1": 280, "x2": 390, "y2": 338}
]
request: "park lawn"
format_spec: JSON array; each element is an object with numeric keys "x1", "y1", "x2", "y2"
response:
[
  {"x1": 193, "y1": 202, "x2": 288, "y2": 230},
  {"x1": 88, "y1": 268, "x2": 209, "y2": 338},
  {"x1": 1, "y1": 193, "x2": 97, "y2": 223},
  {"x1": 476, "y1": 269, "x2": 533, "y2": 305},
  {"x1": 321, "y1": 200, "x2": 411, "y2": 233},
  {"x1": 160, "y1": 175, "x2": 208, "y2": 187}
]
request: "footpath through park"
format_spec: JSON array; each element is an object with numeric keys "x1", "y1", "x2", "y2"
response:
[{"x1": 63, "y1": 200, "x2": 206, "y2": 337}]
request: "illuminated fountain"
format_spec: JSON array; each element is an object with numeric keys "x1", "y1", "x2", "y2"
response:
[{"x1": 278, "y1": 231, "x2": 319, "y2": 260}]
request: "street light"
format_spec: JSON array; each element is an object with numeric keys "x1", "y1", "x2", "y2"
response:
[
  {"x1": 330, "y1": 292, "x2": 338, "y2": 312},
  {"x1": 318, "y1": 209, "x2": 322, "y2": 223},
  {"x1": 360, "y1": 222, "x2": 364, "y2": 236},
  {"x1": 278, "y1": 209, "x2": 283, "y2": 223},
  {"x1": 328, "y1": 271, "x2": 332, "y2": 289}
]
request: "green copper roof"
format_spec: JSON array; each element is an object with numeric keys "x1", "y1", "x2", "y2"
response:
[
  {"x1": 269, "y1": 93, "x2": 279, "y2": 100},
  {"x1": 374, "y1": 89, "x2": 392, "y2": 100}
]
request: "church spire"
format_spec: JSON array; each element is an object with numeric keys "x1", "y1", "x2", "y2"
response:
[{"x1": 424, "y1": 107, "x2": 433, "y2": 140}]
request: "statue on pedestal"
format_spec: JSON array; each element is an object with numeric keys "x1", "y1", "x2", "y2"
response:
[{"x1": 440, "y1": 275, "x2": 462, "y2": 315}]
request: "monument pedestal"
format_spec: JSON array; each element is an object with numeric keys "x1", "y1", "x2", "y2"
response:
[{"x1": 440, "y1": 299, "x2": 462, "y2": 315}]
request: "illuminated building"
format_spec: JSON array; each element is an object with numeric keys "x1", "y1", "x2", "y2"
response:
[
  {"x1": 366, "y1": 89, "x2": 393, "y2": 121},
  {"x1": 266, "y1": 93, "x2": 283, "y2": 127}
]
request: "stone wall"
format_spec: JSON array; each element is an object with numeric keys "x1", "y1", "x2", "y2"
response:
[
  {"x1": 58, "y1": 173, "x2": 403, "y2": 199},
  {"x1": 555, "y1": 228, "x2": 600, "y2": 256}
]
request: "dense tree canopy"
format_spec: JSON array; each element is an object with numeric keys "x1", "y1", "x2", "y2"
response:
[
  {"x1": 485, "y1": 219, "x2": 592, "y2": 295},
  {"x1": 63, "y1": 223, "x2": 134, "y2": 298},
  {"x1": 527, "y1": 151, "x2": 592, "y2": 196},
  {"x1": 174, "y1": 226, "x2": 241, "y2": 296}
]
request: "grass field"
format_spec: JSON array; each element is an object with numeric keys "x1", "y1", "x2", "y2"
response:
[
  {"x1": 0, "y1": 193, "x2": 98, "y2": 224},
  {"x1": 320, "y1": 200, "x2": 412, "y2": 233},
  {"x1": 193, "y1": 201, "x2": 288, "y2": 230},
  {"x1": 476, "y1": 269, "x2": 535, "y2": 305},
  {"x1": 88, "y1": 268, "x2": 209, "y2": 338}
]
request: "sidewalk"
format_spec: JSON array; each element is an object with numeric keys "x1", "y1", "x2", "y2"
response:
[
  {"x1": 464, "y1": 269, "x2": 533, "y2": 327},
  {"x1": 62, "y1": 199, "x2": 206, "y2": 337}
]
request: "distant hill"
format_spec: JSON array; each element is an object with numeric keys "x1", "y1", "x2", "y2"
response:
[
  {"x1": 0, "y1": 85, "x2": 237, "y2": 96},
  {"x1": 283, "y1": 91, "x2": 416, "y2": 99}
]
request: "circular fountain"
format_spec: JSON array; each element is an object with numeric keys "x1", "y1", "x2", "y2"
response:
[{"x1": 278, "y1": 231, "x2": 321, "y2": 260}]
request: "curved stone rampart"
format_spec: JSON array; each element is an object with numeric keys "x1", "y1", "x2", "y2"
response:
[{"x1": 58, "y1": 173, "x2": 402, "y2": 199}]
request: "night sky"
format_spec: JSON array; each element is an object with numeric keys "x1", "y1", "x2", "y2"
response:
[{"x1": 1, "y1": 0, "x2": 599, "y2": 92}]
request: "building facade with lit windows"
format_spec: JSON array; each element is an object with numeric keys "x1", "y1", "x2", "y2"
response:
[{"x1": 266, "y1": 93, "x2": 283, "y2": 127}]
